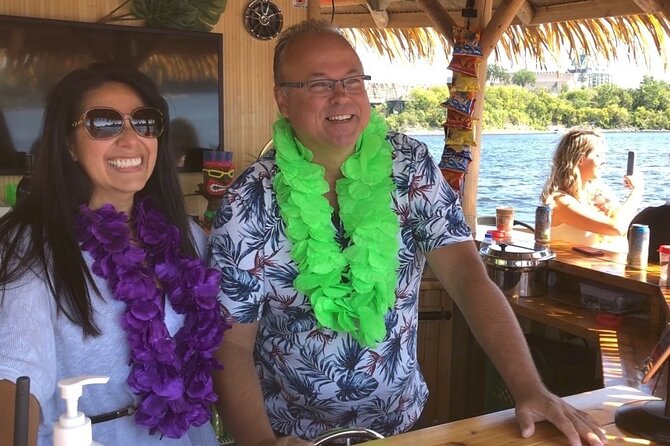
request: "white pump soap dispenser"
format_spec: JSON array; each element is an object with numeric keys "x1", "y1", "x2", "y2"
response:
[{"x1": 53, "y1": 375, "x2": 109, "y2": 446}]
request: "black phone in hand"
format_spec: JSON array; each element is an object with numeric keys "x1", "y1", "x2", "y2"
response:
[{"x1": 626, "y1": 151, "x2": 635, "y2": 175}]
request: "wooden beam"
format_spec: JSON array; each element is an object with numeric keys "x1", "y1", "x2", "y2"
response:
[
  {"x1": 515, "y1": 0, "x2": 534, "y2": 25},
  {"x1": 633, "y1": 0, "x2": 670, "y2": 21},
  {"x1": 332, "y1": 11, "x2": 437, "y2": 28},
  {"x1": 320, "y1": 0, "x2": 366, "y2": 6},
  {"x1": 531, "y1": 0, "x2": 645, "y2": 25},
  {"x1": 480, "y1": 0, "x2": 527, "y2": 58},
  {"x1": 309, "y1": 0, "x2": 322, "y2": 20},
  {"x1": 415, "y1": 0, "x2": 456, "y2": 44},
  {"x1": 330, "y1": 0, "x2": 659, "y2": 29}
]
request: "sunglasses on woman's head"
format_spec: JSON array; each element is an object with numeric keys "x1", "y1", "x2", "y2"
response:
[{"x1": 71, "y1": 106, "x2": 164, "y2": 140}]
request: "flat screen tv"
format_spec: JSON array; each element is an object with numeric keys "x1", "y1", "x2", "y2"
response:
[{"x1": 0, "y1": 14, "x2": 223, "y2": 174}]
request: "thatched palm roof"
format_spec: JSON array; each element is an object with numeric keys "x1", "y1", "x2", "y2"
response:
[{"x1": 319, "y1": 0, "x2": 670, "y2": 68}]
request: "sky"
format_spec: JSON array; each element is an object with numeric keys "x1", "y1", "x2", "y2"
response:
[{"x1": 356, "y1": 44, "x2": 670, "y2": 89}]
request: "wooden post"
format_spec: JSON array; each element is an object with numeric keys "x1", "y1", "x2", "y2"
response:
[{"x1": 461, "y1": 0, "x2": 493, "y2": 233}]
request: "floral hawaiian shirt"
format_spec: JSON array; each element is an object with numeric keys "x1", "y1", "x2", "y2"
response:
[{"x1": 209, "y1": 132, "x2": 472, "y2": 439}]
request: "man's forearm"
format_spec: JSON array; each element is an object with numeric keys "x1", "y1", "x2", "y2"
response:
[
  {"x1": 453, "y1": 277, "x2": 545, "y2": 398},
  {"x1": 214, "y1": 346, "x2": 276, "y2": 446}
]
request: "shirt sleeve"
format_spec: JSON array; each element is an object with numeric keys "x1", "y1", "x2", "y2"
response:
[
  {"x1": 0, "y1": 270, "x2": 58, "y2": 413},
  {"x1": 397, "y1": 134, "x2": 473, "y2": 253},
  {"x1": 208, "y1": 164, "x2": 270, "y2": 323}
]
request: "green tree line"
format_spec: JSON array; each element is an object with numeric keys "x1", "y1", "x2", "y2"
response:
[{"x1": 378, "y1": 75, "x2": 670, "y2": 132}]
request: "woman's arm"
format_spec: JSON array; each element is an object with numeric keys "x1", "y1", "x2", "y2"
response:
[
  {"x1": 552, "y1": 176, "x2": 643, "y2": 236},
  {"x1": 0, "y1": 380, "x2": 40, "y2": 446}
]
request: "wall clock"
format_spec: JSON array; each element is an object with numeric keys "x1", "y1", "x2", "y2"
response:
[{"x1": 244, "y1": 0, "x2": 283, "y2": 40}]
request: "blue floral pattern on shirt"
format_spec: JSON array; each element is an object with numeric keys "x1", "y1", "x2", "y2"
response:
[{"x1": 209, "y1": 132, "x2": 471, "y2": 439}]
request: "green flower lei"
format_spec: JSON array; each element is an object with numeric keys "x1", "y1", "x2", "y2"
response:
[{"x1": 272, "y1": 111, "x2": 400, "y2": 347}]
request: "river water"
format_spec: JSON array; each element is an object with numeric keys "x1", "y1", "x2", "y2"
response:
[{"x1": 414, "y1": 131, "x2": 670, "y2": 225}]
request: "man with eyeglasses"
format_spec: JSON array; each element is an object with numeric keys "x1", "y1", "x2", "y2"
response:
[{"x1": 209, "y1": 20, "x2": 607, "y2": 446}]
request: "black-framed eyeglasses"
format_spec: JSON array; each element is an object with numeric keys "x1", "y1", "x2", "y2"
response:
[
  {"x1": 279, "y1": 74, "x2": 371, "y2": 97},
  {"x1": 71, "y1": 106, "x2": 164, "y2": 140}
]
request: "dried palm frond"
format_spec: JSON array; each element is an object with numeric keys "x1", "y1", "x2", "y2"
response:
[
  {"x1": 342, "y1": 27, "x2": 450, "y2": 62},
  {"x1": 346, "y1": 14, "x2": 668, "y2": 69},
  {"x1": 497, "y1": 14, "x2": 668, "y2": 69}
]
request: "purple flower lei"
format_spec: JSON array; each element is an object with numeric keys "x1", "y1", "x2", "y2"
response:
[{"x1": 75, "y1": 196, "x2": 230, "y2": 439}]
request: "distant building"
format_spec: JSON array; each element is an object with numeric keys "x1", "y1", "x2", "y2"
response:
[
  {"x1": 533, "y1": 71, "x2": 576, "y2": 92},
  {"x1": 504, "y1": 70, "x2": 612, "y2": 91},
  {"x1": 587, "y1": 72, "x2": 612, "y2": 88},
  {"x1": 366, "y1": 81, "x2": 417, "y2": 104}
]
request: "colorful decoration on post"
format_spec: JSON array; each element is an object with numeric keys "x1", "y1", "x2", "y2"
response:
[
  {"x1": 440, "y1": 26, "x2": 482, "y2": 192},
  {"x1": 198, "y1": 150, "x2": 234, "y2": 230}
]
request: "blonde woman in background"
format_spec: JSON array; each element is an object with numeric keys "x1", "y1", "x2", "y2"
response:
[{"x1": 540, "y1": 128, "x2": 643, "y2": 252}]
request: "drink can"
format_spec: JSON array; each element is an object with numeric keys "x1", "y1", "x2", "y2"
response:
[
  {"x1": 627, "y1": 224, "x2": 650, "y2": 269},
  {"x1": 534, "y1": 205, "x2": 552, "y2": 244}
]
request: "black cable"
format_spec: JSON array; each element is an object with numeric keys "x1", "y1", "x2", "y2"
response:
[{"x1": 13, "y1": 376, "x2": 30, "y2": 446}]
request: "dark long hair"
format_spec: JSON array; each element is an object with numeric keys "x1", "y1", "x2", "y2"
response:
[{"x1": 0, "y1": 63, "x2": 196, "y2": 336}]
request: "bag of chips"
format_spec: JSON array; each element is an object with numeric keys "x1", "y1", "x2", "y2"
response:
[
  {"x1": 447, "y1": 126, "x2": 476, "y2": 146},
  {"x1": 448, "y1": 54, "x2": 480, "y2": 77},
  {"x1": 453, "y1": 27, "x2": 483, "y2": 57},
  {"x1": 438, "y1": 146, "x2": 472, "y2": 172},
  {"x1": 443, "y1": 145, "x2": 472, "y2": 157},
  {"x1": 451, "y1": 72, "x2": 479, "y2": 92},
  {"x1": 441, "y1": 168, "x2": 466, "y2": 191},
  {"x1": 441, "y1": 91, "x2": 476, "y2": 117},
  {"x1": 444, "y1": 110, "x2": 473, "y2": 129}
]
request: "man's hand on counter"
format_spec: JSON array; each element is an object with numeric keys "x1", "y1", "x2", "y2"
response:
[{"x1": 515, "y1": 387, "x2": 608, "y2": 446}]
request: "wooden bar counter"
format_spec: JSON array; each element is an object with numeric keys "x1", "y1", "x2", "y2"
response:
[
  {"x1": 515, "y1": 234, "x2": 666, "y2": 393},
  {"x1": 367, "y1": 386, "x2": 661, "y2": 445},
  {"x1": 507, "y1": 237, "x2": 668, "y2": 396},
  {"x1": 417, "y1": 228, "x2": 668, "y2": 425}
]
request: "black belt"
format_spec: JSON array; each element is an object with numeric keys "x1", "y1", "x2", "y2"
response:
[{"x1": 90, "y1": 405, "x2": 136, "y2": 424}]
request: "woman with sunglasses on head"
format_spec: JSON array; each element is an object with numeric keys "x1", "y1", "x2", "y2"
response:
[
  {"x1": 0, "y1": 63, "x2": 228, "y2": 445},
  {"x1": 540, "y1": 127, "x2": 644, "y2": 252}
]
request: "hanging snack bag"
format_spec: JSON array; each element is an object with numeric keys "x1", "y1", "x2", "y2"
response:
[
  {"x1": 441, "y1": 168, "x2": 466, "y2": 191},
  {"x1": 441, "y1": 91, "x2": 476, "y2": 117},
  {"x1": 439, "y1": 146, "x2": 472, "y2": 172},
  {"x1": 451, "y1": 72, "x2": 479, "y2": 92},
  {"x1": 448, "y1": 55, "x2": 480, "y2": 77},
  {"x1": 444, "y1": 109, "x2": 473, "y2": 129},
  {"x1": 453, "y1": 27, "x2": 483, "y2": 57},
  {"x1": 448, "y1": 27, "x2": 482, "y2": 77},
  {"x1": 447, "y1": 125, "x2": 476, "y2": 147},
  {"x1": 443, "y1": 144, "x2": 472, "y2": 157}
]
